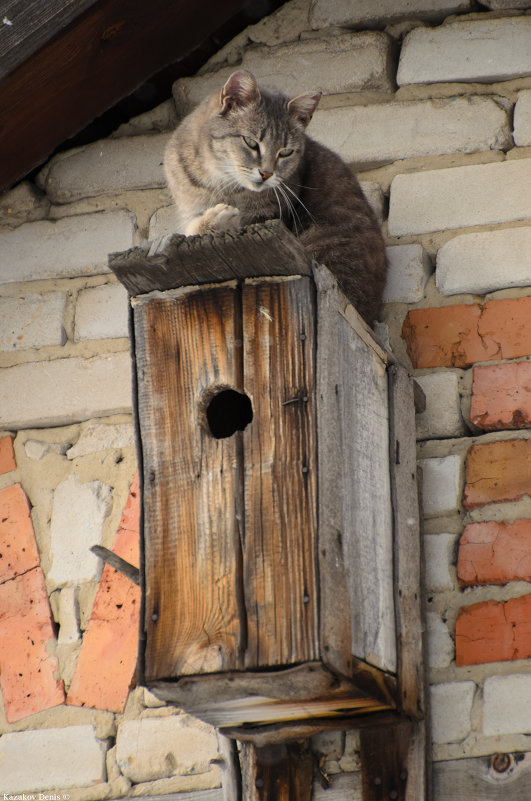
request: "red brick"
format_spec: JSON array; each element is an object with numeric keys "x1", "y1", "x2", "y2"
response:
[
  {"x1": 0, "y1": 567, "x2": 65, "y2": 721},
  {"x1": 0, "y1": 484, "x2": 41, "y2": 583},
  {"x1": 67, "y1": 474, "x2": 140, "y2": 713},
  {"x1": 458, "y1": 519, "x2": 531, "y2": 586},
  {"x1": 456, "y1": 594, "x2": 531, "y2": 666},
  {"x1": 402, "y1": 297, "x2": 531, "y2": 369},
  {"x1": 463, "y1": 439, "x2": 531, "y2": 510},
  {"x1": 0, "y1": 435, "x2": 16, "y2": 475},
  {"x1": 470, "y1": 362, "x2": 531, "y2": 431}
]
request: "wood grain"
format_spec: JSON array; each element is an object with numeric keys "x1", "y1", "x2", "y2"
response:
[
  {"x1": 434, "y1": 752, "x2": 531, "y2": 800},
  {"x1": 110, "y1": 221, "x2": 313, "y2": 296},
  {"x1": 242, "y1": 277, "x2": 318, "y2": 668},
  {"x1": 134, "y1": 284, "x2": 244, "y2": 680},
  {"x1": 240, "y1": 741, "x2": 313, "y2": 801}
]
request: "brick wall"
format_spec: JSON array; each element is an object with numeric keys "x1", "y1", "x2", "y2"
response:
[{"x1": 1, "y1": 0, "x2": 530, "y2": 797}]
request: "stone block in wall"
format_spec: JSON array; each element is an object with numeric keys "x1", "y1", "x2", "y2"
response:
[
  {"x1": 37, "y1": 134, "x2": 170, "y2": 203},
  {"x1": 0, "y1": 483, "x2": 40, "y2": 582},
  {"x1": 67, "y1": 475, "x2": 139, "y2": 713},
  {"x1": 383, "y1": 244, "x2": 432, "y2": 303},
  {"x1": 414, "y1": 372, "x2": 466, "y2": 440},
  {"x1": 116, "y1": 714, "x2": 219, "y2": 784},
  {"x1": 0, "y1": 211, "x2": 136, "y2": 284},
  {"x1": 66, "y1": 421, "x2": 135, "y2": 459},
  {"x1": 424, "y1": 532, "x2": 456, "y2": 591},
  {"x1": 310, "y1": 96, "x2": 510, "y2": 167},
  {"x1": 402, "y1": 297, "x2": 531, "y2": 369},
  {"x1": 457, "y1": 519, "x2": 531, "y2": 587},
  {"x1": 0, "y1": 351, "x2": 133, "y2": 429},
  {"x1": 397, "y1": 16, "x2": 531, "y2": 85},
  {"x1": 456, "y1": 594, "x2": 531, "y2": 665},
  {"x1": 74, "y1": 283, "x2": 129, "y2": 341},
  {"x1": 0, "y1": 434, "x2": 16, "y2": 475},
  {"x1": 49, "y1": 474, "x2": 112, "y2": 587},
  {"x1": 0, "y1": 724, "x2": 106, "y2": 793},
  {"x1": 430, "y1": 681, "x2": 475, "y2": 744},
  {"x1": 470, "y1": 361, "x2": 531, "y2": 430},
  {"x1": 419, "y1": 454, "x2": 462, "y2": 517},
  {"x1": 388, "y1": 159, "x2": 531, "y2": 236},
  {"x1": 174, "y1": 31, "x2": 396, "y2": 113},
  {"x1": 57, "y1": 585, "x2": 81, "y2": 644},
  {"x1": 310, "y1": 0, "x2": 472, "y2": 28},
  {"x1": 0, "y1": 180, "x2": 50, "y2": 226},
  {"x1": 0, "y1": 291, "x2": 66, "y2": 351},
  {"x1": 436, "y1": 227, "x2": 531, "y2": 295},
  {"x1": 514, "y1": 89, "x2": 531, "y2": 147},
  {"x1": 360, "y1": 181, "x2": 384, "y2": 222},
  {"x1": 483, "y1": 674, "x2": 531, "y2": 736},
  {"x1": 464, "y1": 439, "x2": 531, "y2": 509},
  {"x1": 426, "y1": 611, "x2": 454, "y2": 669}
]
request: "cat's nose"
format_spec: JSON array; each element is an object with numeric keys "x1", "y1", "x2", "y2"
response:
[{"x1": 259, "y1": 169, "x2": 273, "y2": 181}]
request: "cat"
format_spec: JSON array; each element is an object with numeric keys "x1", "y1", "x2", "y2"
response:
[{"x1": 164, "y1": 70, "x2": 387, "y2": 325}]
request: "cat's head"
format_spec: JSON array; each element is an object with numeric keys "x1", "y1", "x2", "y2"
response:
[{"x1": 204, "y1": 70, "x2": 321, "y2": 193}]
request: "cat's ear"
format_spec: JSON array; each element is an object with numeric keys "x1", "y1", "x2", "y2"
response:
[
  {"x1": 288, "y1": 91, "x2": 322, "y2": 127},
  {"x1": 220, "y1": 70, "x2": 260, "y2": 113}
]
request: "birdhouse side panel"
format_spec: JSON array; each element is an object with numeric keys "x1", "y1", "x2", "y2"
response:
[{"x1": 133, "y1": 285, "x2": 246, "y2": 681}]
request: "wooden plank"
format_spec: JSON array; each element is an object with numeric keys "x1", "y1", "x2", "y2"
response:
[
  {"x1": 360, "y1": 720, "x2": 412, "y2": 801},
  {"x1": 434, "y1": 752, "x2": 531, "y2": 800},
  {"x1": 241, "y1": 276, "x2": 319, "y2": 668},
  {"x1": 313, "y1": 772, "x2": 361, "y2": 801},
  {"x1": 314, "y1": 263, "x2": 396, "y2": 674},
  {"x1": 388, "y1": 364, "x2": 425, "y2": 718},
  {"x1": 134, "y1": 284, "x2": 245, "y2": 680},
  {"x1": 240, "y1": 741, "x2": 313, "y2": 801},
  {"x1": 110, "y1": 221, "x2": 312, "y2": 296}
]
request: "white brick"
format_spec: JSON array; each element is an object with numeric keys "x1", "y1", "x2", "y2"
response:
[
  {"x1": 311, "y1": 97, "x2": 510, "y2": 167},
  {"x1": 75, "y1": 283, "x2": 129, "y2": 341},
  {"x1": 116, "y1": 715, "x2": 218, "y2": 784},
  {"x1": 383, "y1": 244, "x2": 432, "y2": 303},
  {"x1": 37, "y1": 134, "x2": 170, "y2": 203},
  {"x1": 0, "y1": 725, "x2": 105, "y2": 793},
  {"x1": 481, "y1": 0, "x2": 531, "y2": 8},
  {"x1": 415, "y1": 372, "x2": 465, "y2": 440},
  {"x1": 0, "y1": 352, "x2": 133, "y2": 429},
  {"x1": 57, "y1": 586, "x2": 81, "y2": 643},
  {"x1": 310, "y1": 0, "x2": 471, "y2": 28},
  {"x1": 174, "y1": 32, "x2": 395, "y2": 112},
  {"x1": 424, "y1": 533, "x2": 456, "y2": 591},
  {"x1": 0, "y1": 292, "x2": 65, "y2": 351},
  {"x1": 49, "y1": 474, "x2": 112, "y2": 587},
  {"x1": 483, "y1": 674, "x2": 531, "y2": 735},
  {"x1": 436, "y1": 227, "x2": 531, "y2": 295},
  {"x1": 426, "y1": 611, "x2": 454, "y2": 669},
  {"x1": 360, "y1": 181, "x2": 384, "y2": 223},
  {"x1": 513, "y1": 90, "x2": 531, "y2": 147},
  {"x1": 0, "y1": 211, "x2": 136, "y2": 284},
  {"x1": 388, "y1": 159, "x2": 531, "y2": 236},
  {"x1": 67, "y1": 422, "x2": 135, "y2": 459},
  {"x1": 430, "y1": 682, "x2": 475, "y2": 743},
  {"x1": 0, "y1": 180, "x2": 50, "y2": 226},
  {"x1": 398, "y1": 17, "x2": 531, "y2": 85},
  {"x1": 419, "y1": 454, "x2": 462, "y2": 517}
]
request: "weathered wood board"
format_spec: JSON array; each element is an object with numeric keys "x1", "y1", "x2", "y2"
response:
[
  {"x1": 434, "y1": 752, "x2": 531, "y2": 800},
  {"x1": 315, "y1": 264, "x2": 396, "y2": 675}
]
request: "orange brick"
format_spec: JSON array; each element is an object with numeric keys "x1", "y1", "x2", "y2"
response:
[
  {"x1": 402, "y1": 297, "x2": 531, "y2": 369},
  {"x1": 67, "y1": 474, "x2": 140, "y2": 713},
  {"x1": 0, "y1": 484, "x2": 41, "y2": 583},
  {"x1": 470, "y1": 362, "x2": 531, "y2": 431},
  {"x1": 458, "y1": 520, "x2": 531, "y2": 586},
  {"x1": 456, "y1": 594, "x2": 531, "y2": 666},
  {"x1": 0, "y1": 435, "x2": 16, "y2": 475},
  {"x1": 0, "y1": 567, "x2": 65, "y2": 721},
  {"x1": 463, "y1": 439, "x2": 531, "y2": 510}
]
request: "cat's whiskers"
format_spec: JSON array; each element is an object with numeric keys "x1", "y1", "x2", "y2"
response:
[{"x1": 281, "y1": 181, "x2": 316, "y2": 224}]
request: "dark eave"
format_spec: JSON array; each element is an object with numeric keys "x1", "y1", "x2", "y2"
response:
[{"x1": 0, "y1": 0, "x2": 251, "y2": 192}]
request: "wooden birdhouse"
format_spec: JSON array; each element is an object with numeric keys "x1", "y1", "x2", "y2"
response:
[{"x1": 110, "y1": 221, "x2": 427, "y2": 799}]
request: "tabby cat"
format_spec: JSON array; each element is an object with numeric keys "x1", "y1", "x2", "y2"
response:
[{"x1": 164, "y1": 70, "x2": 387, "y2": 325}]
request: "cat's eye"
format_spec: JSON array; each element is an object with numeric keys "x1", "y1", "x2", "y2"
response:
[
  {"x1": 242, "y1": 136, "x2": 259, "y2": 151},
  {"x1": 278, "y1": 148, "x2": 294, "y2": 158}
]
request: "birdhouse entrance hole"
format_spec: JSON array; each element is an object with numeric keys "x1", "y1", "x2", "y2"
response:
[{"x1": 205, "y1": 387, "x2": 253, "y2": 439}]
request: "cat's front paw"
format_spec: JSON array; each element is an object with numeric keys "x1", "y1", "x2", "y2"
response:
[{"x1": 187, "y1": 204, "x2": 242, "y2": 235}]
